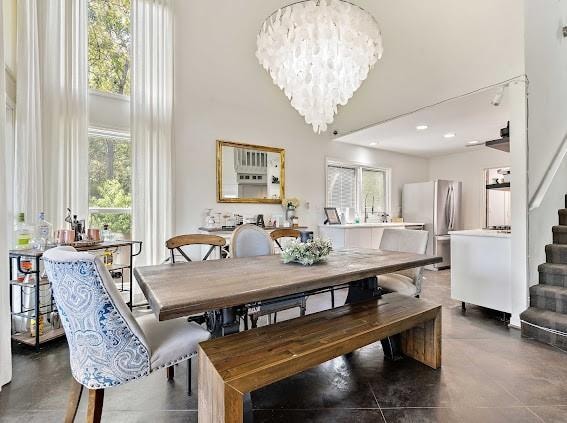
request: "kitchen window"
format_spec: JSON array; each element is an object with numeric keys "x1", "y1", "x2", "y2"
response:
[
  {"x1": 326, "y1": 160, "x2": 390, "y2": 221},
  {"x1": 88, "y1": 130, "x2": 132, "y2": 238}
]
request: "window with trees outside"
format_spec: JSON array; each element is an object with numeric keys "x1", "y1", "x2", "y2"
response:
[
  {"x1": 88, "y1": 0, "x2": 131, "y2": 95},
  {"x1": 326, "y1": 161, "x2": 389, "y2": 221},
  {"x1": 88, "y1": 0, "x2": 132, "y2": 238},
  {"x1": 89, "y1": 133, "x2": 132, "y2": 239}
]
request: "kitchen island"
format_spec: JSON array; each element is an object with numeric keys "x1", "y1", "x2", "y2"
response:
[
  {"x1": 319, "y1": 222, "x2": 425, "y2": 249},
  {"x1": 450, "y1": 229, "x2": 512, "y2": 314}
]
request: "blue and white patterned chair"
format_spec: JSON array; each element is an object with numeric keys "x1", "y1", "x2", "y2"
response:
[{"x1": 43, "y1": 246, "x2": 210, "y2": 423}]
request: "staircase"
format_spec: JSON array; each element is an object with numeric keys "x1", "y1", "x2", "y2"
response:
[{"x1": 520, "y1": 195, "x2": 567, "y2": 350}]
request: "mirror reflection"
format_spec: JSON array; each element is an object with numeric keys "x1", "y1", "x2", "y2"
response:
[{"x1": 217, "y1": 140, "x2": 285, "y2": 203}]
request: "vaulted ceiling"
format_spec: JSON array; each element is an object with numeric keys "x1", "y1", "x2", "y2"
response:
[{"x1": 174, "y1": 0, "x2": 524, "y2": 139}]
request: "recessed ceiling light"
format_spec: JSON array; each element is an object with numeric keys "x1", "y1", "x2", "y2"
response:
[
  {"x1": 369, "y1": 142, "x2": 377, "y2": 146},
  {"x1": 467, "y1": 141, "x2": 481, "y2": 145},
  {"x1": 416, "y1": 125, "x2": 428, "y2": 130},
  {"x1": 444, "y1": 132, "x2": 456, "y2": 139}
]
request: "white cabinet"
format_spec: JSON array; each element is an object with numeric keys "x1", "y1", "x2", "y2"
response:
[
  {"x1": 450, "y1": 230, "x2": 512, "y2": 313},
  {"x1": 318, "y1": 223, "x2": 423, "y2": 249},
  {"x1": 344, "y1": 228, "x2": 372, "y2": 248},
  {"x1": 371, "y1": 228, "x2": 384, "y2": 249}
]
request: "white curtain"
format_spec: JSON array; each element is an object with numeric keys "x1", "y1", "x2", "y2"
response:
[
  {"x1": 40, "y1": 0, "x2": 89, "y2": 228},
  {"x1": 131, "y1": 0, "x2": 174, "y2": 265},
  {"x1": 14, "y1": 0, "x2": 88, "y2": 228},
  {"x1": 0, "y1": 0, "x2": 13, "y2": 389},
  {"x1": 15, "y1": 0, "x2": 43, "y2": 220}
]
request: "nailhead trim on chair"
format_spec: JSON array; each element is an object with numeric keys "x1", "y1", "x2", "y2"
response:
[{"x1": 152, "y1": 350, "x2": 199, "y2": 371}]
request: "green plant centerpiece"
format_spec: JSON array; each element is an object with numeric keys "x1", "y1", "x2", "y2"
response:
[{"x1": 281, "y1": 238, "x2": 333, "y2": 266}]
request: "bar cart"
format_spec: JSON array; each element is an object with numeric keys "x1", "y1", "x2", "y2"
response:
[{"x1": 9, "y1": 241, "x2": 142, "y2": 351}]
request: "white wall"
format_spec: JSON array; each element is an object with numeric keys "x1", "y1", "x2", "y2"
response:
[
  {"x1": 172, "y1": 94, "x2": 429, "y2": 232},
  {"x1": 428, "y1": 148, "x2": 510, "y2": 229},
  {"x1": 525, "y1": 0, "x2": 567, "y2": 285},
  {"x1": 171, "y1": 1, "x2": 432, "y2": 234},
  {"x1": 171, "y1": 0, "x2": 525, "y2": 235}
]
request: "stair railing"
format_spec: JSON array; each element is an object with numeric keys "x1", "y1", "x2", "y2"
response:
[{"x1": 529, "y1": 131, "x2": 567, "y2": 211}]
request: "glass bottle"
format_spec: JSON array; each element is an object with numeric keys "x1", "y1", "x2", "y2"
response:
[
  {"x1": 14, "y1": 213, "x2": 33, "y2": 250},
  {"x1": 35, "y1": 212, "x2": 53, "y2": 250},
  {"x1": 102, "y1": 224, "x2": 112, "y2": 242}
]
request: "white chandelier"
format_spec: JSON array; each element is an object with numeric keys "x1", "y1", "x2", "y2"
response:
[{"x1": 256, "y1": 0, "x2": 383, "y2": 134}]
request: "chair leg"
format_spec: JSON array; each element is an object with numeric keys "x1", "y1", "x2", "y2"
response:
[
  {"x1": 251, "y1": 314, "x2": 258, "y2": 329},
  {"x1": 64, "y1": 379, "x2": 83, "y2": 423},
  {"x1": 331, "y1": 289, "x2": 335, "y2": 308},
  {"x1": 166, "y1": 365, "x2": 175, "y2": 381},
  {"x1": 273, "y1": 312, "x2": 277, "y2": 324},
  {"x1": 86, "y1": 388, "x2": 104, "y2": 423},
  {"x1": 187, "y1": 358, "x2": 192, "y2": 396},
  {"x1": 243, "y1": 314, "x2": 249, "y2": 331}
]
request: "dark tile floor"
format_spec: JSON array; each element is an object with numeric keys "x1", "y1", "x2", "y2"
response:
[{"x1": 1, "y1": 270, "x2": 567, "y2": 422}]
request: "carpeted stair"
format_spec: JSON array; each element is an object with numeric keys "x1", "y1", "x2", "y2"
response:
[{"x1": 521, "y1": 195, "x2": 567, "y2": 350}]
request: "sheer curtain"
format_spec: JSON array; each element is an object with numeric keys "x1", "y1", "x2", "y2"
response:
[
  {"x1": 0, "y1": 0, "x2": 13, "y2": 389},
  {"x1": 15, "y1": 0, "x2": 43, "y2": 219},
  {"x1": 41, "y1": 0, "x2": 89, "y2": 228},
  {"x1": 14, "y1": 0, "x2": 88, "y2": 227},
  {"x1": 131, "y1": 0, "x2": 173, "y2": 265}
]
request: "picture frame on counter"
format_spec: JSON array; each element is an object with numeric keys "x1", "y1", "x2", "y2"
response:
[{"x1": 324, "y1": 207, "x2": 341, "y2": 225}]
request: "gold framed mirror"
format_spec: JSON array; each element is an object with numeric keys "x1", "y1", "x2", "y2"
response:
[{"x1": 216, "y1": 140, "x2": 285, "y2": 204}]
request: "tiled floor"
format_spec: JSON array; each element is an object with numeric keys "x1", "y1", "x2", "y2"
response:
[{"x1": 1, "y1": 270, "x2": 567, "y2": 422}]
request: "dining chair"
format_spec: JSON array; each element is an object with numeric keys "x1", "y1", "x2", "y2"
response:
[
  {"x1": 232, "y1": 224, "x2": 307, "y2": 328},
  {"x1": 43, "y1": 247, "x2": 210, "y2": 423},
  {"x1": 165, "y1": 233, "x2": 236, "y2": 330},
  {"x1": 165, "y1": 234, "x2": 227, "y2": 263},
  {"x1": 378, "y1": 229, "x2": 429, "y2": 297},
  {"x1": 270, "y1": 228, "x2": 301, "y2": 251}
]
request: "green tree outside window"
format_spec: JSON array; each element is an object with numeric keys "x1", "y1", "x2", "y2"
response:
[{"x1": 88, "y1": 0, "x2": 131, "y2": 95}]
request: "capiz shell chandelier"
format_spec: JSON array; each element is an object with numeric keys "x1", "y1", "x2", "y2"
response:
[{"x1": 256, "y1": 0, "x2": 383, "y2": 134}]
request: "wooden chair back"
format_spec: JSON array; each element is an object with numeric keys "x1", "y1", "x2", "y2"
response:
[
  {"x1": 270, "y1": 228, "x2": 301, "y2": 250},
  {"x1": 166, "y1": 234, "x2": 226, "y2": 263}
]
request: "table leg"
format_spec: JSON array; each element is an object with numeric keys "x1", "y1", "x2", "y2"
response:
[
  {"x1": 344, "y1": 277, "x2": 402, "y2": 360},
  {"x1": 207, "y1": 307, "x2": 241, "y2": 337}
]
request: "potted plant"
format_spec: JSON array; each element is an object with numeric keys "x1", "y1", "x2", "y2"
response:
[{"x1": 282, "y1": 197, "x2": 300, "y2": 224}]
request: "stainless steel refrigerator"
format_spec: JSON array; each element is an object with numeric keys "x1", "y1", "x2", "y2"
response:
[{"x1": 402, "y1": 180, "x2": 462, "y2": 270}]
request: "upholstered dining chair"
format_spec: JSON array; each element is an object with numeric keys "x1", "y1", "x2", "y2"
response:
[
  {"x1": 232, "y1": 224, "x2": 307, "y2": 327},
  {"x1": 43, "y1": 247, "x2": 210, "y2": 423},
  {"x1": 378, "y1": 229, "x2": 429, "y2": 297},
  {"x1": 270, "y1": 228, "x2": 301, "y2": 252}
]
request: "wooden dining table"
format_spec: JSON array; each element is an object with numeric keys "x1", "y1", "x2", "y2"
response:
[{"x1": 134, "y1": 248, "x2": 442, "y2": 337}]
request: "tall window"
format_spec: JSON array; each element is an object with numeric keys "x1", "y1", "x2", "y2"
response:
[
  {"x1": 326, "y1": 161, "x2": 390, "y2": 219},
  {"x1": 88, "y1": 132, "x2": 132, "y2": 238},
  {"x1": 88, "y1": 0, "x2": 132, "y2": 238},
  {"x1": 88, "y1": 0, "x2": 131, "y2": 95}
]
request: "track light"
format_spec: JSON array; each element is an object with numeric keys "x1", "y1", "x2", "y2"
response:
[{"x1": 491, "y1": 84, "x2": 508, "y2": 107}]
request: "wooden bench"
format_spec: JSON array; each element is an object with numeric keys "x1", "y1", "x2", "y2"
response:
[{"x1": 198, "y1": 293, "x2": 442, "y2": 423}]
